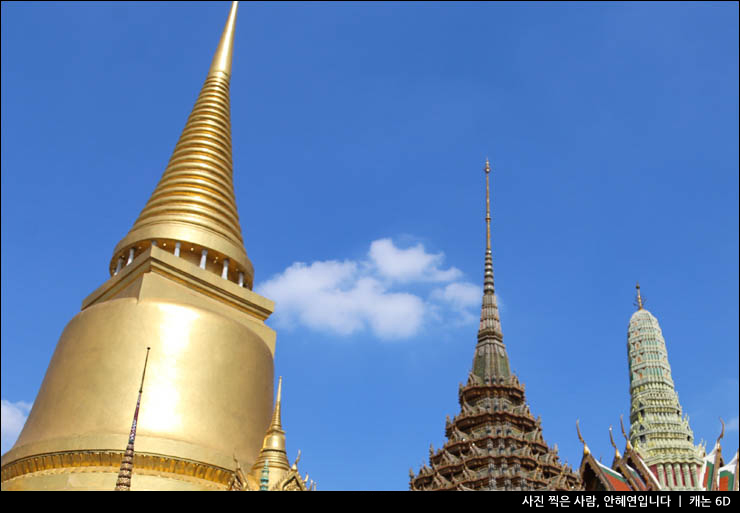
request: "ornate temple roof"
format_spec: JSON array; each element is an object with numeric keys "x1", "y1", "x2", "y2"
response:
[
  {"x1": 579, "y1": 286, "x2": 733, "y2": 492},
  {"x1": 409, "y1": 160, "x2": 581, "y2": 491},
  {"x1": 578, "y1": 416, "x2": 738, "y2": 492},
  {"x1": 577, "y1": 419, "x2": 660, "y2": 491}
]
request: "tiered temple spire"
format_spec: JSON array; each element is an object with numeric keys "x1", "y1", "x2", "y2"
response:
[
  {"x1": 114, "y1": 347, "x2": 151, "y2": 491},
  {"x1": 473, "y1": 157, "x2": 508, "y2": 379},
  {"x1": 409, "y1": 160, "x2": 581, "y2": 491},
  {"x1": 626, "y1": 283, "x2": 704, "y2": 489}
]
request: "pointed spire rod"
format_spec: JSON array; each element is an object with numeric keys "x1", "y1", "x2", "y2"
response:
[
  {"x1": 475, "y1": 157, "x2": 504, "y2": 349},
  {"x1": 209, "y1": 1, "x2": 238, "y2": 77},
  {"x1": 115, "y1": 347, "x2": 151, "y2": 491},
  {"x1": 482, "y1": 158, "x2": 494, "y2": 297},
  {"x1": 635, "y1": 282, "x2": 644, "y2": 310},
  {"x1": 270, "y1": 375, "x2": 283, "y2": 430},
  {"x1": 485, "y1": 158, "x2": 492, "y2": 252}
]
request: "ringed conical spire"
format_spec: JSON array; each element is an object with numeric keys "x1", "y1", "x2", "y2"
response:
[
  {"x1": 252, "y1": 377, "x2": 291, "y2": 477},
  {"x1": 626, "y1": 288, "x2": 703, "y2": 488},
  {"x1": 473, "y1": 158, "x2": 508, "y2": 380},
  {"x1": 110, "y1": 1, "x2": 255, "y2": 288},
  {"x1": 409, "y1": 158, "x2": 582, "y2": 491}
]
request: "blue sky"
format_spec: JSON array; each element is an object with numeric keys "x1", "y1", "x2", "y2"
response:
[{"x1": 1, "y1": 1, "x2": 737, "y2": 491}]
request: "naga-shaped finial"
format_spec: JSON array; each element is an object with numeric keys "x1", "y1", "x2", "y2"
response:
[
  {"x1": 292, "y1": 449, "x2": 301, "y2": 470},
  {"x1": 620, "y1": 414, "x2": 633, "y2": 451},
  {"x1": 716, "y1": 418, "x2": 725, "y2": 447},
  {"x1": 576, "y1": 419, "x2": 590, "y2": 455},
  {"x1": 609, "y1": 426, "x2": 621, "y2": 460}
]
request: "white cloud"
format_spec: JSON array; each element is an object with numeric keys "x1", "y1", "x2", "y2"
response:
[
  {"x1": 429, "y1": 282, "x2": 484, "y2": 326},
  {"x1": 257, "y1": 238, "x2": 478, "y2": 340},
  {"x1": 1, "y1": 399, "x2": 32, "y2": 454},
  {"x1": 432, "y1": 282, "x2": 481, "y2": 309},
  {"x1": 369, "y1": 238, "x2": 462, "y2": 283},
  {"x1": 727, "y1": 416, "x2": 739, "y2": 432},
  {"x1": 258, "y1": 260, "x2": 425, "y2": 340}
]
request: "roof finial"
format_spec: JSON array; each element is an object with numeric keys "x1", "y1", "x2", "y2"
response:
[
  {"x1": 635, "y1": 282, "x2": 644, "y2": 310},
  {"x1": 619, "y1": 414, "x2": 633, "y2": 451},
  {"x1": 576, "y1": 419, "x2": 590, "y2": 456},
  {"x1": 609, "y1": 426, "x2": 621, "y2": 460},
  {"x1": 115, "y1": 347, "x2": 151, "y2": 491},
  {"x1": 716, "y1": 417, "x2": 725, "y2": 447},
  {"x1": 209, "y1": 2, "x2": 238, "y2": 77}
]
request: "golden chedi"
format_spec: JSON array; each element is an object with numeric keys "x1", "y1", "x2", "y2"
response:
[
  {"x1": 228, "y1": 378, "x2": 315, "y2": 491},
  {"x1": 0, "y1": 2, "x2": 300, "y2": 491}
]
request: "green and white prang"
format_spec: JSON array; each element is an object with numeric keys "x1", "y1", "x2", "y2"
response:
[{"x1": 627, "y1": 301, "x2": 703, "y2": 489}]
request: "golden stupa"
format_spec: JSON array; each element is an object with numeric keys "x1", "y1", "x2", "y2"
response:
[{"x1": 1, "y1": 2, "x2": 307, "y2": 491}]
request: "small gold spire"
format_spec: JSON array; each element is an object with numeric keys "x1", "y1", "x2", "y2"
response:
[
  {"x1": 251, "y1": 377, "x2": 290, "y2": 479},
  {"x1": 576, "y1": 419, "x2": 590, "y2": 456},
  {"x1": 635, "y1": 282, "x2": 644, "y2": 310}
]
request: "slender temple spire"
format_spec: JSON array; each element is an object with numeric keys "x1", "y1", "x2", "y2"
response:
[
  {"x1": 110, "y1": 1, "x2": 255, "y2": 289},
  {"x1": 627, "y1": 285, "x2": 702, "y2": 489},
  {"x1": 410, "y1": 158, "x2": 582, "y2": 491},
  {"x1": 473, "y1": 158, "x2": 508, "y2": 380},
  {"x1": 115, "y1": 347, "x2": 151, "y2": 491},
  {"x1": 251, "y1": 376, "x2": 290, "y2": 479}
]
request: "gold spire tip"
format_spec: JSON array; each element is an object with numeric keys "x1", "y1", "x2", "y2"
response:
[
  {"x1": 484, "y1": 158, "x2": 491, "y2": 174},
  {"x1": 209, "y1": 1, "x2": 239, "y2": 77},
  {"x1": 270, "y1": 376, "x2": 283, "y2": 429},
  {"x1": 635, "y1": 282, "x2": 643, "y2": 310}
]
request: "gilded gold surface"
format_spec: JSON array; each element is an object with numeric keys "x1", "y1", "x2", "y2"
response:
[
  {"x1": 110, "y1": 0, "x2": 254, "y2": 288},
  {"x1": 1, "y1": 249, "x2": 276, "y2": 488},
  {"x1": 2, "y1": 450, "x2": 232, "y2": 490},
  {"x1": 251, "y1": 377, "x2": 291, "y2": 489},
  {"x1": 0, "y1": 2, "x2": 295, "y2": 491}
]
